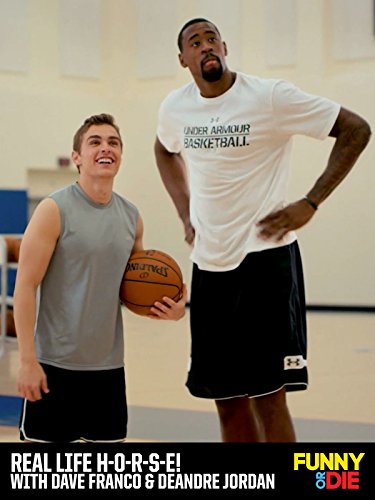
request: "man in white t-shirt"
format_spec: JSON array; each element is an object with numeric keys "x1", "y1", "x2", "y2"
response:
[{"x1": 154, "y1": 18, "x2": 371, "y2": 442}]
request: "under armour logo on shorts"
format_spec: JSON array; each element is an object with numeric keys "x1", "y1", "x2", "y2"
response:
[{"x1": 284, "y1": 355, "x2": 306, "y2": 370}]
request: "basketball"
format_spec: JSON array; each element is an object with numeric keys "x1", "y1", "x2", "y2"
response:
[
  {"x1": 120, "y1": 249, "x2": 183, "y2": 316},
  {"x1": 4, "y1": 237, "x2": 21, "y2": 262},
  {"x1": 13, "y1": 238, "x2": 21, "y2": 262}
]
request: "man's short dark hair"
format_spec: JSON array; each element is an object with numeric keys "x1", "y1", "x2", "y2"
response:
[
  {"x1": 177, "y1": 18, "x2": 220, "y2": 51},
  {"x1": 73, "y1": 113, "x2": 123, "y2": 153}
]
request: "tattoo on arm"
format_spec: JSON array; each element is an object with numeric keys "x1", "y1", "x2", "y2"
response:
[{"x1": 308, "y1": 108, "x2": 371, "y2": 204}]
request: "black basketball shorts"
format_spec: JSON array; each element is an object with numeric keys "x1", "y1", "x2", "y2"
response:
[
  {"x1": 19, "y1": 364, "x2": 127, "y2": 442},
  {"x1": 187, "y1": 241, "x2": 308, "y2": 399}
]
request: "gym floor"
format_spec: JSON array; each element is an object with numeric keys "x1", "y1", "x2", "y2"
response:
[{"x1": 0, "y1": 308, "x2": 374, "y2": 442}]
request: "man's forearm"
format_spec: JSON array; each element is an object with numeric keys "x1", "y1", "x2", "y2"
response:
[
  {"x1": 308, "y1": 108, "x2": 371, "y2": 206},
  {"x1": 155, "y1": 146, "x2": 191, "y2": 225}
]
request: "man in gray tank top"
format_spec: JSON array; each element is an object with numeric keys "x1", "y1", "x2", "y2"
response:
[{"x1": 14, "y1": 114, "x2": 187, "y2": 442}]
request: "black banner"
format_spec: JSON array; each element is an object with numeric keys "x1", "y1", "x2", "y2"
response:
[{"x1": 0, "y1": 442, "x2": 373, "y2": 498}]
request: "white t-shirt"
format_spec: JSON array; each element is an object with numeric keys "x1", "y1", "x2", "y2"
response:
[{"x1": 156, "y1": 72, "x2": 340, "y2": 271}]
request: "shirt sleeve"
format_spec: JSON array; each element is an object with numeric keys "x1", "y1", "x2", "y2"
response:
[
  {"x1": 272, "y1": 80, "x2": 341, "y2": 140},
  {"x1": 156, "y1": 95, "x2": 182, "y2": 154}
]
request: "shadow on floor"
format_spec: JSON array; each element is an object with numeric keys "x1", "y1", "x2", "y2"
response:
[{"x1": 128, "y1": 405, "x2": 375, "y2": 443}]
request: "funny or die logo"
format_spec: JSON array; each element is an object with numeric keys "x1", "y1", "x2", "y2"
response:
[{"x1": 294, "y1": 452, "x2": 364, "y2": 490}]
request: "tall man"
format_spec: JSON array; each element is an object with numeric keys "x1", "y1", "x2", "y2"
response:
[{"x1": 154, "y1": 19, "x2": 371, "y2": 442}]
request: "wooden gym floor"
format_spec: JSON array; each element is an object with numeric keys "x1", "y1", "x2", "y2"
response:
[{"x1": 0, "y1": 308, "x2": 374, "y2": 442}]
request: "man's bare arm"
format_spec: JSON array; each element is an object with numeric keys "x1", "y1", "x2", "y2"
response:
[
  {"x1": 154, "y1": 137, "x2": 194, "y2": 244},
  {"x1": 306, "y1": 107, "x2": 371, "y2": 207}
]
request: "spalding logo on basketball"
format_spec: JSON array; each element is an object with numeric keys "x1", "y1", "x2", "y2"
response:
[{"x1": 120, "y1": 249, "x2": 183, "y2": 316}]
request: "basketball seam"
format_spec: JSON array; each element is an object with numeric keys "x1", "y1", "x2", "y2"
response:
[{"x1": 122, "y1": 279, "x2": 181, "y2": 287}]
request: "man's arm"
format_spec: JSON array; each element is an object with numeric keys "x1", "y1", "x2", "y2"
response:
[
  {"x1": 306, "y1": 107, "x2": 371, "y2": 206},
  {"x1": 131, "y1": 214, "x2": 145, "y2": 254},
  {"x1": 257, "y1": 107, "x2": 371, "y2": 241},
  {"x1": 154, "y1": 137, "x2": 195, "y2": 244},
  {"x1": 128, "y1": 210, "x2": 187, "y2": 320},
  {"x1": 14, "y1": 198, "x2": 60, "y2": 401}
]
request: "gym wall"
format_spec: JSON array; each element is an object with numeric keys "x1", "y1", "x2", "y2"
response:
[{"x1": 0, "y1": 0, "x2": 374, "y2": 308}]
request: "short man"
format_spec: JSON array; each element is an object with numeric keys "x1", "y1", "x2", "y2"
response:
[{"x1": 15, "y1": 113, "x2": 186, "y2": 442}]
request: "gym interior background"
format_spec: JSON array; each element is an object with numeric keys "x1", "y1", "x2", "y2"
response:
[
  {"x1": 0, "y1": 0, "x2": 374, "y2": 442},
  {"x1": 0, "y1": 0, "x2": 374, "y2": 308}
]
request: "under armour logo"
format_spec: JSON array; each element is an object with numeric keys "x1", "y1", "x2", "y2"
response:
[
  {"x1": 284, "y1": 355, "x2": 306, "y2": 370},
  {"x1": 286, "y1": 357, "x2": 301, "y2": 367}
]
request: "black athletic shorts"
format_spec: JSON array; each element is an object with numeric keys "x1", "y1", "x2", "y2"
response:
[
  {"x1": 19, "y1": 364, "x2": 127, "y2": 442},
  {"x1": 187, "y1": 241, "x2": 308, "y2": 399}
]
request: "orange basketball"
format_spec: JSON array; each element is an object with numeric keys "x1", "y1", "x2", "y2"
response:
[
  {"x1": 4, "y1": 237, "x2": 22, "y2": 262},
  {"x1": 13, "y1": 238, "x2": 21, "y2": 262},
  {"x1": 120, "y1": 249, "x2": 183, "y2": 316},
  {"x1": 4, "y1": 237, "x2": 16, "y2": 262}
]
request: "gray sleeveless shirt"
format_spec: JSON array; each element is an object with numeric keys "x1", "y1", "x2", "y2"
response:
[{"x1": 35, "y1": 182, "x2": 138, "y2": 370}]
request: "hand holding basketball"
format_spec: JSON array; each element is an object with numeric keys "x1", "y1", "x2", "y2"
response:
[
  {"x1": 120, "y1": 249, "x2": 185, "y2": 318},
  {"x1": 150, "y1": 283, "x2": 187, "y2": 321}
]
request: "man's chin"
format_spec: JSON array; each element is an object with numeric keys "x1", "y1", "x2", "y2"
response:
[{"x1": 202, "y1": 68, "x2": 223, "y2": 82}]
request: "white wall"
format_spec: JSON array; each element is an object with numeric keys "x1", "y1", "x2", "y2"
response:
[{"x1": 0, "y1": 0, "x2": 374, "y2": 306}]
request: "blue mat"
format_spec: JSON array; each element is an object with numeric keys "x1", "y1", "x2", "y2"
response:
[{"x1": 0, "y1": 395, "x2": 23, "y2": 426}]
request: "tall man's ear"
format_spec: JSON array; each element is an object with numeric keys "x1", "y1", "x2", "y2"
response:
[
  {"x1": 223, "y1": 41, "x2": 228, "y2": 56},
  {"x1": 178, "y1": 53, "x2": 188, "y2": 68}
]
